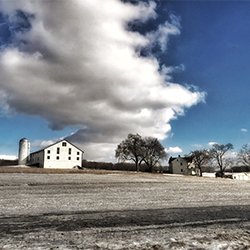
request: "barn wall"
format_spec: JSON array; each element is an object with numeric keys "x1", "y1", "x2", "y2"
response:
[
  {"x1": 29, "y1": 151, "x2": 44, "y2": 168},
  {"x1": 43, "y1": 140, "x2": 82, "y2": 169}
]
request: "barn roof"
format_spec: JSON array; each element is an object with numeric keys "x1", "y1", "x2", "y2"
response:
[
  {"x1": 30, "y1": 139, "x2": 84, "y2": 155},
  {"x1": 168, "y1": 155, "x2": 193, "y2": 164}
]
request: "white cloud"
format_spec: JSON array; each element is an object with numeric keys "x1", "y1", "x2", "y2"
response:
[
  {"x1": 241, "y1": 128, "x2": 248, "y2": 132},
  {"x1": 31, "y1": 139, "x2": 58, "y2": 149},
  {"x1": 0, "y1": 0, "x2": 206, "y2": 162},
  {"x1": 166, "y1": 146, "x2": 183, "y2": 154},
  {"x1": 225, "y1": 151, "x2": 238, "y2": 159},
  {"x1": 0, "y1": 155, "x2": 17, "y2": 160},
  {"x1": 208, "y1": 142, "x2": 217, "y2": 147},
  {"x1": 146, "y1": 14, "x2": 181, "y2": 51}
]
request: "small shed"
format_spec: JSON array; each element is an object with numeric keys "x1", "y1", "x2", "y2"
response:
[{"x1": 232, "y1": 173, "x2": 249, "y2": 180}]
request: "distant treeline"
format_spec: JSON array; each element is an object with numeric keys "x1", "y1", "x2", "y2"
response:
[
  {"x1": 82, "y1": 160, "x2": 218, "y2": 173},
  {"x1": 82, "y1": 160, "x2": 168, "y2": 173},
  {"x1": 0, "y1": 159, "x2": 18, "y2": 166},
  {"x1": 232, "y1": 166, "x2": 250, "y2": 172},
  {"x1": 201, "y1": 166, "x2": 215, "y2": 173},
  {"x1": 0, "y1": 158, "x2": 218, "y2": 173}
]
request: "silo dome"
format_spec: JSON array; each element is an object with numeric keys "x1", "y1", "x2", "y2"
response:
[{"x1": 18, "y1": 138, "x2": 30, "y2": 165}]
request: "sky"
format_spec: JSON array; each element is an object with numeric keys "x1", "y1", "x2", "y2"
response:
[{"x1": 0, "y1": 0, "x2": 249, "y2": 162}]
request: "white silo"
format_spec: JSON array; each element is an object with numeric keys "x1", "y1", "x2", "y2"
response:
[{"x1": 18, "y1": 138, "x2": 30, "y2": 165}]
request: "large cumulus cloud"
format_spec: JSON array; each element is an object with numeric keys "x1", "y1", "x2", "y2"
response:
[{"x1": 0, "y1": 0, "x2": 205, "y2": 161}]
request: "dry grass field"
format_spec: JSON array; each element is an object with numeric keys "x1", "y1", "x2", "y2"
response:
[
  {"x1": 1, "y1": 167, "x2": 250, "y2": 249},
  {"x1": 0, "y1": 166, "x2": 123, "y2": 174}
]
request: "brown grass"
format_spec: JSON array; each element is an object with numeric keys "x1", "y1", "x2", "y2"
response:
[{"x1": 0, "y1": 166, "x2": 147, "y2": 175}]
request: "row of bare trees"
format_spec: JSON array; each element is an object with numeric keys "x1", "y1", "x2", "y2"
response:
[
  {"x1": 189, "y1": 143, "x2": 250, "y2": 177},
  {"x1": 188, "y1": 143, "x2": 233, "y2": 177},
  {"x1": 115, "y1": 134, "x2": 235, "y2": 176},
  {"x1": 115, "y1": 134, "x2": 250, "y2": 177}
]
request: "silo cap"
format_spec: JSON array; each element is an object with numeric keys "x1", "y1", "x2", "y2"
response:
[{"x1": 19, "y1": 138, "x2": 29, "y2": 142}]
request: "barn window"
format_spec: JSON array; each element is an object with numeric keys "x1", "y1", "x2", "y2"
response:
[
  {"x1": 56, "y1": 156, "x2": 59, "y2": 160},
  {"x1": 57, "y1": 147, "x2": 60, "y2": 154},
  {"x1": 181, "y1": 169, "x2": 183, "y2": 172},
  {"x1": 62, "y1": 142, "x2": 67, "y2": 147},
  {"x1": 47, "y1": 150, "x2": 50, "y2": 154},
  {"x1": 47, "y1": 156, "x2": 50, "y2": 160},
  {"x1": 77, "y1": 157, "x2": 79, "y2": 161},
  {"x1": 68, "y1": 148, "x2": 71, "y2": 155},
  {"x1": 68, "y1": 157, "x2": 71, "y2": 160},
  {"x1": 77, "y1": 152, "x2": 80, "y2": 155}
]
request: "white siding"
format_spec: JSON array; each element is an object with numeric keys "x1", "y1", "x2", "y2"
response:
[
  {"x1": 170, "y1": 156, "x2": 189, "y2": 174},
  {"x1": 232, "y1": 173, "x2": 249, "y2": 180},
  {"x1": 43, "y1": 140, "x2": 82, "y2": 169},
  {"x1": 29, "y1": 151, "x2": 44, "y2": 168},
  {"x1": 169, "y1": 155, "x2": 200, "y2": 176}
]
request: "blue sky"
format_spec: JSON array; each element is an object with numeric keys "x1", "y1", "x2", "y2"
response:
[
  {"x1": 159, "y1": 1, "x2": 250, "y2": 155},
  {"x1": 0, "y1": 0, "x2": 249, "y2": 161}
]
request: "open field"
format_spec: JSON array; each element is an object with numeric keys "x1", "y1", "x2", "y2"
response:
[
  {"x1": 1, "y1": 169, "x2": 250, "y2": 249},
  {"x1": 0, "y1": 166, "x2": 123, "y2": 174}
]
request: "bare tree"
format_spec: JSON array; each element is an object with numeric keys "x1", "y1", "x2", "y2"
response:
[
  {"x1": 224, "y1": 157, "x2": 236, "y2": 172},
  {"x1": 189, "y1": 149, "x2": 210, "y2": 177},
  {"x1": 238, "y1": 144, "x2": 250, "y2": 170},
  {"x1": 143, "y1": 137, "x2": 168, "y2": 172},
  {"x1": 115, "y1": 134, "x2": 167, "y2": 172},
  {"x1": 209, "y1": 143, "x2": 233, "y2": 177},
  {"x1": 115, "y1": 133, "x2": 145, "y2": 172}
]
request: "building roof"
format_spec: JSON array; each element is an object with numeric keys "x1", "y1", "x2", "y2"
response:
[
  {"x1": 168, "y1": 155, "x2": 193, "y2": 164},
  {"x1": 30, "y1": 139, "x2": 84, "y2": 155}
]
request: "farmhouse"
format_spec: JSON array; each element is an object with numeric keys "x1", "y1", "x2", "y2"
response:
[
  {"x1": 169, "y1": 155, "x2": 200, "y2": 176},
  {"x1": 18, "y1": 138, "x2": 84, "y2": 169}
]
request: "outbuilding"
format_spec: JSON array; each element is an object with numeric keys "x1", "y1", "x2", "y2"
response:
[{"x1": 232, "y1": 172, "x2": 249, "y2": 180}]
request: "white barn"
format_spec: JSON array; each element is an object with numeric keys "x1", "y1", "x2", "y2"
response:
[{"x1": 18, "y1": 138, "x2": 84, "y2": 169}]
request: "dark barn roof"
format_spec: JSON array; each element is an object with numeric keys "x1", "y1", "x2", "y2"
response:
[{"x1": 168, "y1": 155, "x2": 193, "y2": 164}]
